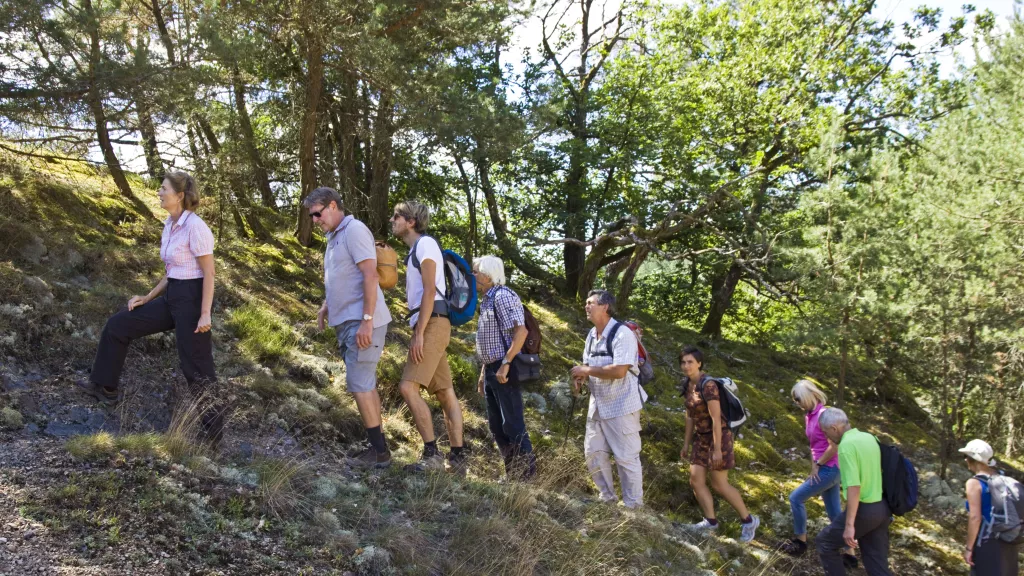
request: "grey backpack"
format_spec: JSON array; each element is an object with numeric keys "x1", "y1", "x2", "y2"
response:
[{"x1": 980, "y1": 474, "x2": 1024, "y2": 545}]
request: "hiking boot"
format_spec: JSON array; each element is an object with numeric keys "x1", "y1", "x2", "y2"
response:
[
  {"x1": 75, "y1": 378, "x2": 119, "y2": 407},
  {"x1": 842, "y1": 552, "x2": 859, "y2": 569},
  {"x1": 683, "y1": 518, "x2": 719, "y2": 533},
  {"x1": 777, "y1": 537, "x2": 807, "y2": 556},
  {"x1": 739, "y1": 515, "x2": 760, "y2": 543},
  {"x1": 348, "y1": 446, "x2": 392, "y2": 469},
  {"x1": 446, "y1": 450, "x2": 469, "y2": 477},
  {"x1": 403, "y1": 450, "x2": 445, "y2": 473}
]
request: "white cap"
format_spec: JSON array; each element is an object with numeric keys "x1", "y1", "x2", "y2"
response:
[{"x1": 958, "y1": 439, "x2": 996, "y2": 466}]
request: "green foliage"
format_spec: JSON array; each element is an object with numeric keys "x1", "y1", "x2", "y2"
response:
[{"x1": 227, "y1": 303, "x2": 297, "y2": 363}]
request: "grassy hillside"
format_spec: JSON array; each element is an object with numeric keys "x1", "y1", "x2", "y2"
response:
[{"x1": 0, "y1": 151, "x2": 993, "y2": 575}]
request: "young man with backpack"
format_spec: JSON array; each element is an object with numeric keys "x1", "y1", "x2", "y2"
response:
[
  {"x1": 390, "y1": 201, "x2": 466, "y2": 474},
  {"x1": 961, "y1": 439, "x2": 1021, "y2": 576},
  {"x1": 570, "y1": 290, "x2": 645, "y2": 509},
  {"x1": 679, "y1": 346, "x2": 760, "y2": 542},
  {"x1": 472, "y1": 255, "x2": 537, "y2": 480},
  {"x1": 305, "y1": 187, "x2": 393, "y2": 468},
  {"x1": 817, "y1": 408, "x2": 893, "y2": 576}
]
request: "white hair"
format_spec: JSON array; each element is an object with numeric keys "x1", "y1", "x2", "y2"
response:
[
  {"x1": 474, "y1": 255, "x2": 506, "y2": 285},
  {"x1": 792, "y1": 379, "x2": 828, "y2": 412},
  {"x1": 818, "y1": 407, "x2": 849, "y2": 431}
]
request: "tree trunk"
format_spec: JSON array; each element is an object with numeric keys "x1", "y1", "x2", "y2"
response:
[
  {"x1": 616, "y1": 244, "x2": 650, "y2": 316},
  {"x1": 136, "y1": 98, "x2": 163, "y2": 179},
  {"x1": 232, "y1": 68, "x2": 274, "y2": 207},
  {"x1": 577, "y1": 237, "x2": 616, "y2": 298},
  {"x1": 83, "y1": 0, "x2": 137, "y2": 202},
  {"x1": 150, "y1": 0, "x2": 176, "y2": 64},
  {"x1": 479, "y1": 159, "x2": 565, "y2": 290},
  {"x1": 701, "y1": 261, "x2": 743, "y2": 338},
  {"x1": 295, "y1": 33, "x2": 324, "y2": 247},
  {"x1": 838, "y1": 307, "x2": 851, "y2": 408},
  {"x1": 563, "y1": 121, "x2": 588, "y2": 299},
  {"x1": 455, "y1": 155, "x2": 476, "y2": 267},
  {"x1": 366, "y1": 89, "x2": 394, "y2": 237}
]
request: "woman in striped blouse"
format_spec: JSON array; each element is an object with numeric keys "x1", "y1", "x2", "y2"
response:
[{"x1": 76, "y1": 171, "x2": 224, "y2": 446}]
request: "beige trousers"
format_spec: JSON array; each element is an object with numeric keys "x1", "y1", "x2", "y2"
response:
[{"x1": 583, "y1": 409, "x2": 643, "y2": 508}]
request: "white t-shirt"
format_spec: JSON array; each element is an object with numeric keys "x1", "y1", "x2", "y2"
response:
[{"x1": 406, "y1": 235, "x2": 446, "y2": 326}]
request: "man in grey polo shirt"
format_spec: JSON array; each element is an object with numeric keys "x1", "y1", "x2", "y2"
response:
[{"x1": 305, "y1": 187, "x2": 393, "y2": 468}]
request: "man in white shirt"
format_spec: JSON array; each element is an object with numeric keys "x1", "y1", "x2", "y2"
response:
[
  {"x1": 390, "y1": 200, "x2": 466, "y2": 474},
  {"x1": 570, "y1": 289, "x2": 644, "y2": 508}
]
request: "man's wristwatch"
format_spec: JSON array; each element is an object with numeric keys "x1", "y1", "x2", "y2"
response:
[
  {"x1": 362, "y1": 314, "x2": 373, "y2": 322},
  {"x1": 500, "y1": 357, "x2": 511, "y2": 366}
]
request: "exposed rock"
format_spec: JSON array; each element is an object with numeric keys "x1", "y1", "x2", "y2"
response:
[{"x1": 18, "y1": 235, "x2": 47, "y2": 264}]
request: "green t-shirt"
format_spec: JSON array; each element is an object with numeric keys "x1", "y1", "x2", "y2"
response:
[{"x1": 838, "y1": 428, "x2": 883, "y2": 504}]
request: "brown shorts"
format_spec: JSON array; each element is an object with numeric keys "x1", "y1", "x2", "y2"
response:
[
  {"x1": 691, "y1": 427, "x2": 735, "y2": 471},
  {"x1": 401, "y1": 316, "x2": 453, "y2": 394}
]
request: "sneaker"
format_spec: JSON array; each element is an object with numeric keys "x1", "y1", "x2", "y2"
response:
[
  {"x1": 777, "y1": 537, "x2": 807, "y2": 556},
  {"x1": 739, "y1": 515, "x2": 760, "y2": 543},
  {"x1": 348, "y1": 446, "x2": 392, "y2": 469},
  {"x1": 74, "y1": 378, "x2": 118, "y2": 407},
  {"x1": 684, "y1": 518, "x2": 719, "y2": 533},
  {"x1": 403, "y1": 450, "x2": 445, "y2": 472},
  {"x1": 842, "y1": 552, "x2": 859, "y2": 569},
  {"x1": 446, "y1": 450, "x2": 468, "y2": 477}
]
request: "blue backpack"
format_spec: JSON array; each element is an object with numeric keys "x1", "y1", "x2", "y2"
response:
[{"x1": 407, "y1": 236, "x2": 477, "y2": 326}]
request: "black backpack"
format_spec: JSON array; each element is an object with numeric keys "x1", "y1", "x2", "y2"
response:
[{"x1": 877, "y1": 439, "x2": 919, "y2": 516}]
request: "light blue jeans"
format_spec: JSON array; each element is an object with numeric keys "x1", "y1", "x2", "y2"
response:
[{"x1": 790, "y1": 464, "x2": 842, "y2": 536}]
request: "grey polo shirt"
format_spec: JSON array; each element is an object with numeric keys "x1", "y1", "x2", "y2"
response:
[{"x1": 324, "y1": 215, "x2": 392, "y2": 329}]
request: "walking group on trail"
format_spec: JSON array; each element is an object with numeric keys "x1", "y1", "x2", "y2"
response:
[{"x1": 71, "y1": 172, "x2": 1021, "y2": 575}]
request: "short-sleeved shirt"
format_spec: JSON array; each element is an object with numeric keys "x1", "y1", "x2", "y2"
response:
[
  {"x1": 806, "y1": 403, "x2": 839, "y2": 467},
  {"x1": 160, "y1": 210, "x2": 214, "y2": 279},
  {"x1": 582, "y1": 319, "x2": 641, "y2": 420},
  {"x1": 683, "y1": 375, "x2": 727, "y2": 435},
  {"x1": 476, "y1": 285, "x2": 526, "y2": 364},
  {"x1": 324, "y1": 215, "x2": 392, "y2": 329},
  {"x1": 405, "y1": 235, "x2": 446, "y2": 326},
  {"x1": 838, "y1": 428, "x2": 883, "y2": 503}
]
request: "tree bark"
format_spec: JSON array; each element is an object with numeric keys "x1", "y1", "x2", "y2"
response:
[
  {"x1": 135, "y1": 93, "x2": 163, "y2": 179},
  {"x1": 366, "y1": 88, "x2": 394, "y2": 237},
  {"x1": 150, "y1": 0, "x2": 176, "y2": 64},
  {"x1": 232, "y1": 68, "x2": 274, "y2": 207},
  {"x1": 700, "y1": 261, "x2": 743, "y2": 338},
  {"x1": 295, "y1": 31, "x2": 324, "y2": 247},
  {"x1": 83, "y1": 0, "x2": 137, "y2": 202},
  {"x1": 615, "y1": 244, "x2": 650, "y2": 316},
  {"x1": 455, "y1": 155, "x2": 476, "y2": 267}
]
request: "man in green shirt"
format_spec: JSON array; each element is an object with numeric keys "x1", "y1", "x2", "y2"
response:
[{"x1": 816, "y1": 408, "x2": 892, "y2": 576}]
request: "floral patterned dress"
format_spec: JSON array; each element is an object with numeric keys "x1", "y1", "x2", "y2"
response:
[{"x1": 684, "y1": 375, "x2": 736, "y2": 470}]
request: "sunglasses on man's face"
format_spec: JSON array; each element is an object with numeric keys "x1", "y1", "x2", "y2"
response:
[
  {"x1": 309, "y1": 206, "x2": 328, "y2": 219},
  {"x1": 390, "y1": 213, "x2": 405, "y2": 221}
]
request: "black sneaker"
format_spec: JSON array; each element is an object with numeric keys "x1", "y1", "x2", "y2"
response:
[
  {"x1": 348, "y1": 446, "x2": 392, "y2": 469},
  {"x1": 842, "y1": 552, "x2": 859, "y2": 569},
  {"x1": 75, "y1": 378, "x2": 118, "y2": 407},
  {"x1": 777, "y1": 538, "x2": 807, "y2": 557}
]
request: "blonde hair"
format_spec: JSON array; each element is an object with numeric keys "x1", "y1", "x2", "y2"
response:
[
  {"x1": 792, "y1": 379, "x2": 828, "y2": 412},
  {"x1": 164, "y1": 171, "x2": 200, "y2": 210},
  {"x1": 393, "y1": 200, "x2": 430, "y2": 233}
]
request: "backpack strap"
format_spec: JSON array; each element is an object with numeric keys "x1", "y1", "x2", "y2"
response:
[
  {"x1": 406, "y1": 235, "x2": 427, "y2": 271},
  {"x1": 697, "y1": 374, "x2": 719, "y2": 406}
]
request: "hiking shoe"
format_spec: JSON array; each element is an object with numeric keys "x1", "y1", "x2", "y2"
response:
[
  {"x1": 348, "y1": 446, "x2": 392, "y2": 469},
  {"x1": 777, "y1": 538, "x2": 807, "y2": 556},
  {"x1": 739, "y1": 515, "x2": 760, "y2": 543},
  {"x1": 75, "y1": 378, "x2": 118, "y2": 407},
  {"x1": 446, "y1": 450, "x2": 469, "y2": 477},
  {"x1": 842, "y1": 552, "x2": 859, "y2": 569},
  {"x1": 684, "y1": 518, "x2": 719, "y2": 533},
  {"x1": 403, "y1": 450, "x2": 445, "y2": 473}
]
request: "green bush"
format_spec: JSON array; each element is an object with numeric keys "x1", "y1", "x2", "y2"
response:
[{"x1": 227, "y1": 303, "x2": 297, "y2": 363}]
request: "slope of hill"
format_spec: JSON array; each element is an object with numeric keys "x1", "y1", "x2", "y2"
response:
[{"x1": 0, "y1": 152, "x2": 992, "y2": 575}]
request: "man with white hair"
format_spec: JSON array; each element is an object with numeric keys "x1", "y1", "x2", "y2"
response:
[
  {"x1": 472, "y1": 255, "x2": 535, "y2": 480},
  {"x1": 570, "y1": 289, "x2": 644, "y2": 509},
  {"x1": 817, "y1": 408, "x2": 892, "y2": 576}
]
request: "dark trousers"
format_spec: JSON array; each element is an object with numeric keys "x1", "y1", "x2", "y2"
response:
[
  {"x1": 817, "y1": 500, "x2": 892, "y2": 576},
  {"x1": 91, "y1": 278, "x2": 224, "y2": 442},
  {"x1": 973, "y1": 536, "x2": 1020, "y2": 576},
  {"x1": 483, "y1": 360, "x2": 533, "y2": 460}
]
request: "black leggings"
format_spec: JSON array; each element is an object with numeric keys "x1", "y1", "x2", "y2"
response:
[{"x1": 91, "y1": 278, "x2": 224, "y2": 442}]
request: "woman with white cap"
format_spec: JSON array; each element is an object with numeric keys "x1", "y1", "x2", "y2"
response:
[{"x1": 961, "y1": 438, "x2": 1019, "y2": 576}]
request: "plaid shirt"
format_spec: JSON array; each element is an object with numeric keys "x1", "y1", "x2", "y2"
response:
[
  {"x1": 160, "y1": 211, "x2": 214, "y2": 280},
  {"x1": 475, "y1": 285, "x2": 526, "y2": 364},
  {"x1": 583, "y1": 319, "x2": 642, "y2": 420}
]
